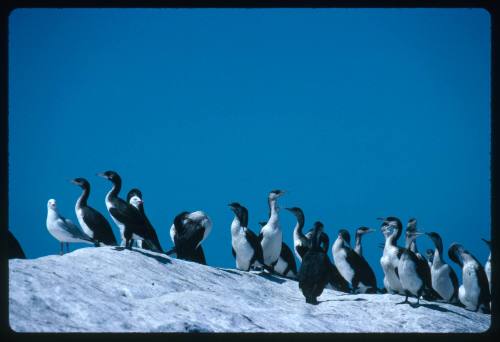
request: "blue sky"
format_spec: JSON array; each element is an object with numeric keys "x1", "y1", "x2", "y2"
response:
[{"x1": 9, "y1": 8, "x2": 490, "y2": 287}]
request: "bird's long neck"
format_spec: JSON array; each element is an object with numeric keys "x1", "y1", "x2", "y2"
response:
[
  {"x1": 431, "y1": 238, "x2": 444, "y2": 266},
  {"x1": 293, "y1": 215, "x2": 305, "y2": 240},
  {"x1": 106, "y1": 179, "x2": 121, "y2": 202},
  {"x1": 231, "y1": 216, "x2": 242, "y2": 236},
  {"x1": 410, "y1": 239, "x2": 418, "y2": 254},
  {"x1": 332, "y1": 236, "x2": 344, "y2": 253},
  {"x1": 76, "y1": 185, "x2": 90, "y2": 209},
  {"x1": 433, "y1": 247, "x2": 444, "y2": 267},
  {"x1": 460, "y1": 251, "x2": 477, "y2": 265},
  {"x1": 386, "y1": 229, "x2": 398, "y2": 247},
  {"x1": 267, "y1": 198, "x2": 279, "y2": 225},
  {"x1": 404, "y1": 236, "x2": 414, "y2": 249},
  {"x1": 355, "y1": 232, "x2": 362, "y2": 255},
  {"x1": 312, "y1": 227, "x2": 322, "y2": 250}
]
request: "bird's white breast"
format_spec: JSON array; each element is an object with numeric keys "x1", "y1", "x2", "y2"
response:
[
  {"x1": 380, "y1": 246, "x2": 404, "y2": 293},
  {"x1": 232, "y1": 229, "x2": 255, "y2": 271},
  {"x1": 170, "y1": 224, "x2": 176, "y2": 244},
  {"x1": 260, "y1": 224, "x2": 282, "y2": 265},
  {"x1": 398, "y1": 254, "x2": 422, "y2": 296},
  {"x1": 460, "y1": 262, "x2": 482, "y2": 310},
  {"x1": 332, "y1": 239, "x2": 354, "y2": 284},
  {"x1": 431, "y1": 263, "x2": 455, "y2": 302},
  {"x1": 75, "y1": 208, "x2": 94, "y2": 239}
]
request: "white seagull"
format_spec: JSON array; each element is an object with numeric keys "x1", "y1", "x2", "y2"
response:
[{"x1": 46, "y1": 198, "x2": 94, "y2": 255}]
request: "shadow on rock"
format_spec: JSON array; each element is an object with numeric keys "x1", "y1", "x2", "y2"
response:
[
  {"x1": 132, "y1": 249, "x2": 172, "y2": 265},
  {"x1": 319, "y1": 297, "x2": 367, "y2": 303},
  {"x1": 257, "y1": 272, "x2": 287, "y2": 284},
  {"x1": 217, "y1": 268, "x2": 243, "y2": 276},
  {"x1": 418, "y1": 303, "x2": 472, "y2": 319}
]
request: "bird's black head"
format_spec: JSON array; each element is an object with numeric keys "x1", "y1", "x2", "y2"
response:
[
  {"x1": 269, "y1": 189, "x2": 285, "y2": 200},
  {"x1": 356, "y1": 226, "x2": 375, "y2": 235},
  {"x1": 127, "y1": 188, "x2": 143, "y2": 202},
  {"x1": 448, "y1": 243, "x2": 464, "y2": 267},
  {"x1": 338, "y1": 229, "x2": 351, "y2": 244},
  {"x1": 71, "y1": 177, "x2": 89, "y2": 189},
  {"x1": 284, "y1": 207, "x2": 304, "y2": 223},
  {"x1": 425, "y1": 232, "x2": 443, "y2": 251},
  {"x1": 97, "y1": 170, "x2": 121, "y2": 183},
  {"x1": 313, "y1": 221, "x2": 324, "y2": 229},
  {"x1": 310, "y1": 221, "x2": 324, "y2": 248},
  {"x1": 228, "y1": 202, "x2": 249, "y2": 226},
  {"x1": 380, "y1": 216, "x2": 402, "y2": 239},
  {"x1": 228, "y1": 202, "x2": 242, "y2": 212}
]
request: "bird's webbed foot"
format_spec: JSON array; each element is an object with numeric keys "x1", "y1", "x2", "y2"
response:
[{"x1": 396, "y1": 296, "x2": 411, "y2": 305}]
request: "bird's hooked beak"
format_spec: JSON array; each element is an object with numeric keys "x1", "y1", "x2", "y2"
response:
[
  {"x1": 366, "y1": 228, "x2": 376, "y2": 234},
  {"x1": 96, "y1": 172, "x2": 107, "y2": 178},
  {"x1": 273, "y1": 190, "x2": 286, "y2": 198},
  {"x1": 70, "y1": 179, "x2": 79, "y2": 185},
  {"x1": 284, "y1": 207, "x2": 292, "y2": 212}
]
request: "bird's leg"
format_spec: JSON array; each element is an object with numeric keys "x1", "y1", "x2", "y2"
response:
[
  {"x1": 396, "y1": 295, "x2": 410, "y2": 305},
  {"x1": 60, "y1": 242, "x2": 64, "y2": 255},
  {"x1": 126, "y1": 238, "x2": 133, "y2": 250},
  {"x1": 94, "y1": 240, "x2": 99, "y2": 247},
  {"x1": 66, "y1": 243, "x2": 70, "y2": 253},
  {"x1": 410, "y1": 296, "x2": 421, "y2": 308}
]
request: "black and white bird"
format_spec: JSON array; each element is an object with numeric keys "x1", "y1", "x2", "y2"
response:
[
  {"x1": 170, "y1": 210, "x2": 212, "y2": 265},
  {"x1": 481, "y1": 238, "x2": 491, "y2": 293},
  {"x1": 259, "y1": 189, "x2": 285, "y2": 269},
  {"x1": 406, "y1": 219, "x2": 432, "y2": 279},
  {"x1": 229, "y1": 202, "x2": 265, "y2": 271},
  {"x1": 8, "y1": 230, "x2": 26, "y2": 259},
  {"x1": 397, "y1": 229, "x2": 441, "y2": 307},
  {"x1": 46, "y1": 199, "x2": 94, "y2": 255},
  {"x1": 379, "y1": 217, "x2": 405, "y2": 294},
  {"x1": 97, "y1": 171, "x2": 161, "y2": 251},
  {"x1": 424, "y1": 232, "x2": 459, "y2": 303},
  {"x1": 426, "y1": 249, "x2": 434, "y2": 268},
  {"x1": 126, "y1": 188, "x2": 163, "y2": 253},
  {"x1": 285, "y1": 207, "x2": 309, "y2": 262},
  {"x1": 354, "y1": 226, "x2": 375, "y2": 257},
  {"x1": 298, "y1": 221, "x2": 332, "y2": 304},
  {"x1": 448, "y1": 243, "x2": 491, "y2": 313},
  {"x1": 71, "y1": 178, "x2": 117, "y2": 247},
  {"x1": 257, "y1": 221, "x2": 297, "y2": 278},
  {"x1": 332, "y1": 229, "x2": 377, "y2": 294}
]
